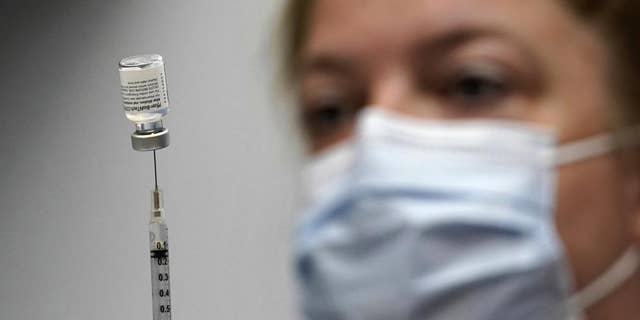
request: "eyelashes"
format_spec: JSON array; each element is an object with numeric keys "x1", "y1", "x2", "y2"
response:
[
  {"x1": 300, "y1": 62, "x2": 520, "y2": 144},
  {"x1": 301, "y1": 97, "x2": 360, "y2": 142},
  {"x1": 437, "y1": 64, "x2": 512, "y2": 108}
]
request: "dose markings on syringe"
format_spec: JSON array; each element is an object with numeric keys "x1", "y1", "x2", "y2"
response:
[{"x1": 151, "y1": 236, "x2": 172, "y2": 319}]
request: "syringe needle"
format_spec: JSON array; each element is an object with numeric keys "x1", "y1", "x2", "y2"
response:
[{"x1": 153, "y1": 150, "x2": 158, "y2": 190}]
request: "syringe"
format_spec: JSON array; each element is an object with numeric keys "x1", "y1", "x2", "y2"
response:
[
  {"x1": 118, "y1": 54, "x2": 174, "y2": 320},
  {"x1": 149, "y1": 151, "x2": 172, "y2": 319}
]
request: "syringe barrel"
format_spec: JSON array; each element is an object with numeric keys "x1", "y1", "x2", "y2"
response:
[
  {"x1": 150, "y1": 219, "x2": 172, "y2": 320},
  {"x1": 149, "y1": 188, "x2": 171, "y2": 320}
]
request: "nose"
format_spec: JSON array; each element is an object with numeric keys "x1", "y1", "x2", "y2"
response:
[{"x1": 368, "y1": 67, "x2": 437, "y2": 119}]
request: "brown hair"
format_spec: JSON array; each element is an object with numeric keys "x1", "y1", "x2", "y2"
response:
[
  {"x1": 280, "y1": 0, "x2": 640, "y2": 126},
  {"x1": 568, "y1": 1, "x2": 640, "y2": 127}
]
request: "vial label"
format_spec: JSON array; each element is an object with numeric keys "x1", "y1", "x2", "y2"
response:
[{"x1": 120, "y1": 66, "x2": 169, "y2": 118}]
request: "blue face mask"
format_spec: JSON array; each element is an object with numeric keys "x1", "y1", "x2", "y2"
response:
[{"x1": 295, "y1": 108, "x2": 640, "y2": 320}]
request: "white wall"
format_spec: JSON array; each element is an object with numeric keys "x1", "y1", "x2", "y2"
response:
[{"x1": 0, "y1": 1, "x2": 301, "y2": 319}]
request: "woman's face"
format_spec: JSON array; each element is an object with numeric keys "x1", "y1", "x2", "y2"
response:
[{"x1": 297, "y1": 0, "x2": 640, "y2": 302}]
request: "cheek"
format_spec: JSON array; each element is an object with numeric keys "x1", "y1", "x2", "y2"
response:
[
  {"x1": 311, "y1": 122, "x2": 355, "y2": 154},
  {"x1": 555, "y1": 157, "x2": 629, "y2": 289}
]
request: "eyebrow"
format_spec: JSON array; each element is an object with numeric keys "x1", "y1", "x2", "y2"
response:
[
  {"x1": 299, "y1": 54, "x2": 361, "y2": 80},
  {"x1": 299, "y1": 26, "x2": 538, "y2": 79},
  {"x1": 412, "y1": 27, "x2": 538, "y2": 63}
]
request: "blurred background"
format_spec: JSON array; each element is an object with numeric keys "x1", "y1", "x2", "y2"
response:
[{"x1": 0, "y1": 0, "x2": 302, "y2": 319}]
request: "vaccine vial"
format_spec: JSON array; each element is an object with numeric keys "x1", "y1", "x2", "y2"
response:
[
  {"x1": 119, "y1": 54, "x2": 171, "y2": 151},
  {"x1": 119, "y1": 54, "x2": 169, "y2": 131}
]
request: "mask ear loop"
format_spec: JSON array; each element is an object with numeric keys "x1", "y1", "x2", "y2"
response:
[
  {"x1": 556, "y1": 128, "x2": 640, "y2": 312},
  {"x1": 555, "y1": 127, "x2": 640, "y2": 166},
  {"x1": 556, "y1": 134, "x2": 614, "y2": 166},
  {"x1": 568, "y1": 248, "x2": 640, "y2": 310}
]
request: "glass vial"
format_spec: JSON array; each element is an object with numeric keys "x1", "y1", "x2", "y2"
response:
[{"x1": 119, "y1": 54, "x2": 169, "y2": 131}]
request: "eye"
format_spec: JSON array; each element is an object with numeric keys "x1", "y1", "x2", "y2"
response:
[
  {"x1": 441, "y1": 66, "x2": 511, "y2": 107},
  {"x1": 301, "y1": 99, "x2": 357, "y2": 141}
]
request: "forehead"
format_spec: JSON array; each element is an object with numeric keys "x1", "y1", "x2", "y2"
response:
[{"x1": 304, "y1": 0, "x2": 582, "y2": 57}]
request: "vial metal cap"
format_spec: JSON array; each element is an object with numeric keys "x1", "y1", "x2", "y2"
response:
[{"x1": 132, "y1": 128, "x2": 170, "y2": 151}]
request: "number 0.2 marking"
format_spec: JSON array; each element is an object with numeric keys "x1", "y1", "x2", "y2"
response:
[{"x1": 157, "y1": 257, "x2": 168, "y2": 265}]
